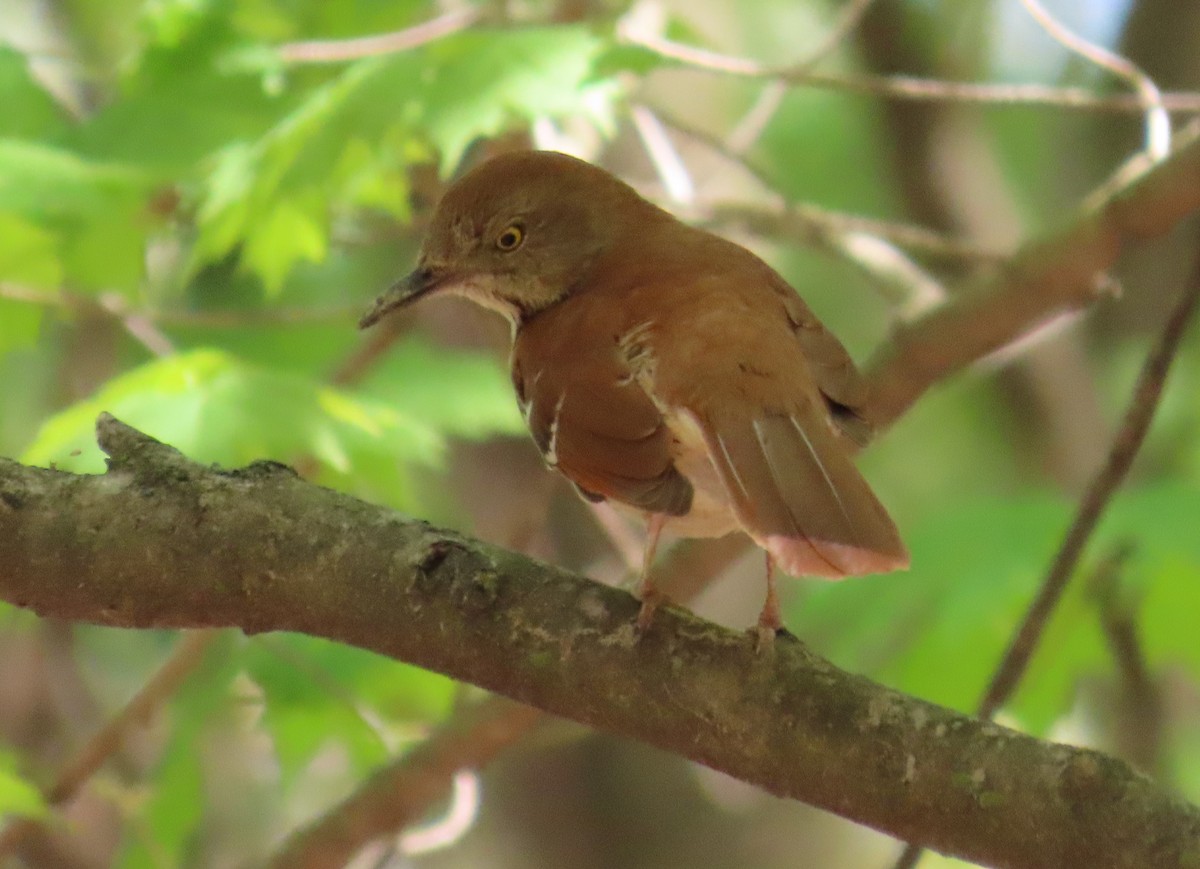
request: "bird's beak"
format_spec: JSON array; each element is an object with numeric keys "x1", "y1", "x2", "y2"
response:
[{"x1": 358, "y1": 266, "x2": 442, "y2": 329}]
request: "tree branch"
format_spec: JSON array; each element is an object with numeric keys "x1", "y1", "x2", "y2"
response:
[
  {"x1": 863, "y1": 120, "x2": 1200, "y2": 431},
  {"x1": 623, "y1": 30, "x2": 1200, "y2": 114},
  {"x1": 269, "y1": 696, "x2": 542, "y2": 869},
  {"x1": 1, "y1": 416, "x2": 1197, "y2": 869},
  {"x1": 271, "y1": 533, "x2": 751, "y2": 868},
  {"x1": 0, "y1": 631, "x2": 217, "y2": 858}
]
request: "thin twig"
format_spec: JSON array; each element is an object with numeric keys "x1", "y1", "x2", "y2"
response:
[
  {"x1": 625, "y1": 31, "x2": 1200, "y2": 114},
  {"x1": 650, "y1": 111, "x2": 964, "y2": 307},
  {"x1": 1088, "y1": 542, "x2": 1164, "y2": 773},
  {"x1": 728, "y1": 0, "x2": 878, "y2": 153},
  {"x1": 0, "y1": 282, "x2": 361, "y2": 328},
  {"x1": 631, "y1": 104, "x2": 695, "y2": 204},
  {"x1": 278, "y1": 8, "x2": 481, "y2": 63},
  {"x1": 0, "y1": 631, "x2": 218, "y2": 857},
  {"x1": 709, "y1": 202, "x2": 1004, "y2": 263},
  {"x1": 653, "y1": 107, "x2": 999, "y2": 266},
  {"x1": 892, "y1": 256, "x2": 1200, "y2": 869},
  {"x1": 793, "y1": 0, "x2": 879, "y2": 70},
  {"x1": 1019, "y1": 0, "x2": 1169, "y2": 158},
  {"x1": 978, "y1": 266, "x2": 1200, "y2": 716}
]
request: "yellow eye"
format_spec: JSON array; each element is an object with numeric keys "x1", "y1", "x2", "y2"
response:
[{"x1": 495, "y1": 224, "x2": 524, "y2": 251}]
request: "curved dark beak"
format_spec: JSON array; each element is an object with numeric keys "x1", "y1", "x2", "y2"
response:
[{"x1": 358, "y1": 267, "x2": 440, "y2": 329}]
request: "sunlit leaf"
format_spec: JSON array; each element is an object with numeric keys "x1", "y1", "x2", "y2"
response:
[
  {"x1": 0, "y1": 753, "x2": 46, "y2": 821},
  {"x1": 0, "y1": 47, "x2": 67, "y2": 140},
  {"x1": 0, "y1": 301, "x2": 43, "y2": 359},
  {"x1": 419, "y1": 26, "x2": 620, "y2": 173},
  {"x1": 358, "y1": 336, "x2": 524, "y2": 441},
  {"x1": 792, "y1": 484, "x2": 1200, "y2": 732},
  {"x1": 244, "y1": 634, "x2": 455, "y2": 786},
  {"x1": 0, "y1": 212, "x2": 62, "y2": 288},
  {"x1": 21, "y1": 350, "x2": 443, "y2": 503}
]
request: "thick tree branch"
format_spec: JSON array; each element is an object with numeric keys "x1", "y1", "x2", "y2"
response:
[
  {"x1": 272, "y1": 533, "x2": 751, "y2": 868},
  {"x1": 1, "y1": 417, "x2": 1197, "y2": 869}
]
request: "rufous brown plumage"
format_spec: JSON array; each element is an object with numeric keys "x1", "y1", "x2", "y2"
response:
[{"x1": 361, "y1": 150, "x2": 908, "y2": 639}]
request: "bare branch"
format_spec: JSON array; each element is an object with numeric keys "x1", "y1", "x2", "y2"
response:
[
  {"x1": 1088, "y1": 542, "x2": 1164, "y2": 773},
  {"x1": 1018, "y1": 0, "x2": 1169, "y2": 157},
  {"x1": 624, "y1": 31, "x2": 1200, "y2": 114},
  {"x1": 1, "y1": 417, "x2": 1198, "y2": 869},
  {"x1": 978, "y1": 255, "x2": 1200, "y2": 717},
  {"x1": 278, "y1": 9, "x2": 481, "y2": 64},
  {"x1": 268, "y1": 530, "x2": 749, "y2": 868},
  {"x1": 892, "y1": 237, "x2": 1200, "y2": 869},
  {"x1": 269, "y1": 697, "x2": 542, "y2": 869},
  {"x1": 0, "y1": 631, "x2": 217, "y2": 858},
  {"x1": 863, "y1": 120, "x2": 1200, "y2": 431}
]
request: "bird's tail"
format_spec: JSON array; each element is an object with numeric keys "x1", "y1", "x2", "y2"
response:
[{"x1": 700, "y1": 405, "x2": 908, "y2": 578}]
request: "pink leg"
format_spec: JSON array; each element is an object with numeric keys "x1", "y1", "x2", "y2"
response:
[
  {"x1": 635, "y1": 513, "x2": 667, "y2": 632},
  {"x1": 756, "y1": 554, "x2": 783, "y2": 650}
]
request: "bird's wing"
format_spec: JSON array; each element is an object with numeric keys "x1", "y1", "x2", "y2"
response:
[
  {"x1": 769, "y1": 273, "x2": 874, "y2": 446},
  {"x1": 642, "y1": 278, "x2": 907, "y2": 577},
  {"x1": 512, "y1": 311, "x2": 693, "y2": 516}
]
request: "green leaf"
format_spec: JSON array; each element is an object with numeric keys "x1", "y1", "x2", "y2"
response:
[
  {"x1": 591, "y1": 43, "x2": 670, "y2": 79},
  {"x1": 0, "y1": 142, "x2": 151, "y2": 292},
  {"x1": 791, "y1": 493, "x2": 1067, "y2": 716},
  {"x1": 0, "y1": 47, "x2": 67, "y2": 139},
  {"x1": 0, "y1": 139, "x2": 149, "y2": 223},
  {"x1": 0, "y1": 752, "x2": 47, "y2": 821},
  {"x1": 0, "y1": 212, "x2": 63, "y2": 288},
  {"x1": 791, "y1": 483, "x2": 1200, "y2": 733},
  {"x1": 68, "y1": 8, "x2": 287, "y2": 172},
  {"x1": 191, "y1": 24, "x2": 619, "y2": 288},
  {"x1": 359, "y1": 337, "x2": 524, "y2": 441},
  {"x1": 111, "y1": 631, "x2": 235, "y2": 869},
  {"x1": 0, "y1": 300, "x2": 43, "y2": 357},
  {"x1": 419, "y1": 27, "x2": 620, "y2": 173},
  {"x1": 244, "y1": 634, "x2": 455, "y2": 786},
  {"x1": 191, "y1": 57, "x2": 415, "y2": 289},
  {"x1": 21, "y1": 349, "x2": 443, "y2": 497},
  {"x1": 239, "y1": 196, "x2": 328, "y2": 294}
]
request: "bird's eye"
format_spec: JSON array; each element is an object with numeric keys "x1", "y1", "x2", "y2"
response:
[{"x1": 495, "y1": 224, "x2": 525, "y2": 252}]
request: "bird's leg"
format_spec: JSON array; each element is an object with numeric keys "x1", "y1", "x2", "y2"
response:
[
  {"x1": 756, "y1": 553, "x2": 783, "y2": 651},
  {"x1": 635, "y1": 513, "x2": 667, "y2": 632}
]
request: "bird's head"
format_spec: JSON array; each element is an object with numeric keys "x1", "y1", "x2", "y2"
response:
[{"x1": 360, "y1": 150, "x2": 650, "y2": 329}]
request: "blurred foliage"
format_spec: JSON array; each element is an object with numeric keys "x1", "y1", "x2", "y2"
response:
[
  {"x1": 1, "y1": 0, "x2": 1198, "y2": 867},
  {"x1": 0, "y1": 752, "x2": 46, "y2": 822}
]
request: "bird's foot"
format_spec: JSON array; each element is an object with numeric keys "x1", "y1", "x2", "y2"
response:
[
  {"x1": 634, "y1": 587, "x2": 664, "y2": 635},
  {"x1": 751, "y1": 623, "x2": 797, "y2": 653},
  {"x1": 753, "y1": 624, "x2": 775, "y2": 653},
  {"x1": 753, "y1": 594, "x2": 786, "y2": 654}
]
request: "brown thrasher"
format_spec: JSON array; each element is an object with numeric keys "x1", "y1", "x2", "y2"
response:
[{"x1": 361, "y1": 150, "x2": 908, "y2": 640}]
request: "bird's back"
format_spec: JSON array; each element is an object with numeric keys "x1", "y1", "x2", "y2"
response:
[{"x1": 512, "y1": 218, "x2": 908, "y2": 577}]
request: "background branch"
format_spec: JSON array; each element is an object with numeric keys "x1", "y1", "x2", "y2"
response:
[
  {"x1": 863, "y1": 120, "x2": 1200, "y2": 431},
  {"x1": 890, "y1": 247, "x2": 1200, "y2": 869}
]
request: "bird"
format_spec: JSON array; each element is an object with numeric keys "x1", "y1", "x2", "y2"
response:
[{"x1": 360, "y1": 149, "x2": 908, "y2": 642}]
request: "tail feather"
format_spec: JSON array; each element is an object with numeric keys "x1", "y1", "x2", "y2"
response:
[{"x1": 703, "y1": 405, "x2": 908, "y2": 579}]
